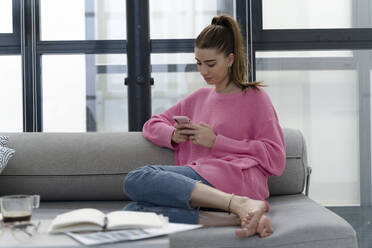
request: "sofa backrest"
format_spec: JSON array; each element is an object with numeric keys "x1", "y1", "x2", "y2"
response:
[
  {"x1": 269, "y1": 128, "x2": 308, "y2": 195},
  {"x1": 0, "y1": 128, "x2": 308, "y2": 200}
]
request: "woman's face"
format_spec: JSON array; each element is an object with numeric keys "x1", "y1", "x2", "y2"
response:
[{"x1": 195, "y1": 48, "x2": 234, "y2": 88}]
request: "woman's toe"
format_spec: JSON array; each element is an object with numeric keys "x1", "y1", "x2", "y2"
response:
[
  {"x1": 235, "y1": 228, "x2": 248, "y2": 238},
  {"x1": 240, "y1": 213, "x2": 252, "y2": 228}
]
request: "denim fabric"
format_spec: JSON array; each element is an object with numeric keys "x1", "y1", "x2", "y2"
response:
[{"x1": 123, "y1": 165, "x2": 214, "y2": 224}]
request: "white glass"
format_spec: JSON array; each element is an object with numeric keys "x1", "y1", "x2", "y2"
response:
[
  {"x1": 257, "y1": 51, "x2": 353, "y2": 58},
  {"x1": 150, "y1": 0, "x2": 234, "y2": 39},
  {"x1": 40, "y1": 0, "x2": 126, "y2": 40},
  {"x1": 256, "y1": 51, "x2": 360, "y2": 206},
  {"x1": 0, "y1": 0, "x2": 12, "y2": 33},
  {"x1": 95, "y1": 55, "x2": 127, "y2": 132},
  {"x1": 42, "y1": 54, "x2": 127, "y2": 132},
  {"x1": 151, "y1": 53, "x2": 209, "y2": 115},
  {"x1": 95, "y1": 73, "x2": 128, "y2": 132},
  {"x1": 0, "y1": 56, "x2": 23, "y2": 132},
  {"x1": 262, "y1": 0, "x2": 354, "y2": 29}
]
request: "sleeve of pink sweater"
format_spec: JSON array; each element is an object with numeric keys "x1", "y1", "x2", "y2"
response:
[
  {"x1": 142, "y1": 100, "x2": 182, "y2": 150},
  {"x1": 211, "y1": 119, "x2": 286, "y2": 177}
]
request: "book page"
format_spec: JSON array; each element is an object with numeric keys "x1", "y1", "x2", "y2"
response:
[
  {"x1": 106, "y1": 211, "x2": 167, "y2": 230},
  {"x1": 49, "y1": 208, "x2": 105, "y2": 233}
]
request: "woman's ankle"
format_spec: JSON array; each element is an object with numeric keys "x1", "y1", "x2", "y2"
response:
[
  {"x1": 198, "y1": 211, "x2": 240, "y2": 227},
  {"x1": 229, "y1": 195, "x2": 248, "y2": 215},
  {"x1": 229, "y1": 196, "x2": 267, "y2": 216}
]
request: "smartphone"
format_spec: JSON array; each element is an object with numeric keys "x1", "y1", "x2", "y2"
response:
[{"x1": 173, "y1": 116, "x2": 191, "y2": 124}]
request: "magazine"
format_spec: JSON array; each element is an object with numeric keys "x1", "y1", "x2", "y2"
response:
[{"x1": 66, "y1": 223, "x2": 202, "y2": 246}]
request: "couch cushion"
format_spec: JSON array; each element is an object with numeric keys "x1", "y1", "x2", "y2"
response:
[
  {"x1": 268, "y1": 128, "x2": 308, "y2": 196},
  {"x1": 1, "y1": 132, "x2": 174, "y2": 175},
  {"x1": 0, "y1": 135, "x2": 16, "y2": 176},
  {"x1": 0, "y1": 132, "x2": 174, "y2": 200},
  {"x1": 0, "y1": 136, "x2": 9, "y2": 147},
  {"x1": 170, "y1": 194, "x2": 357, "y2": 248},
  {"x1": 0, "y1": 146, "x2": 15, "y2": 174},
  {"x1": 32, "y1": 196, "x2": 357, "y2": 248},
  {"x1": 0, "y1": 129, "x2": 308, "y2": 200}
]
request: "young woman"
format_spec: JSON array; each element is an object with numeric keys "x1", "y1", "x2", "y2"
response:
[{"x1": 123, "y1": 14, "x2": 286, "y2": 238}]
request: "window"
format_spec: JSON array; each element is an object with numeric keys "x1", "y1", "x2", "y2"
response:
[
  {"x1": 0, "y1": 56, "x2": 23, "y2": 132},
  {"x1": 150, "y1": 0, "x2": 233, "y2": 39},
  {"x1": 0, "y1": 0, "x2": 13, "y2": 33},
  {"x1": 256, "y1": 50, "x2": 361, "y2": 205},
  {"x1": 262, "y1": 0, "x2": 359, "y2": 29},
  {"x1": 42, "y1": 54, "x2": 128, "y2": 132},
  {"x1": 40, "y1": 0, "x2": 126, "y2": 40}
]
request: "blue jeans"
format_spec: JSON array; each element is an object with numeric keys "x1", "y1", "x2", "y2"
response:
[{"x1": 123, "y1": 165, "x2": 215, "y2": 224}]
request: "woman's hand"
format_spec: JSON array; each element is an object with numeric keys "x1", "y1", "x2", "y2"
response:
[
  {"x1": 171, "y1": 123, "x2": 191, "y2": 144},
  {"x1": 179, "y1": 122, "x2": 216, "y2": 148}
]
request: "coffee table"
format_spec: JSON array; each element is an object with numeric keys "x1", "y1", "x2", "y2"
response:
[{"x1": 0, "y1": 210, "x2": 169, "y2": 248}]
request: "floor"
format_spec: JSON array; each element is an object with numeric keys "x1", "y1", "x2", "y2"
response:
[{"x1": 327, "y1": 206, "x2": 372, "y2": 248}]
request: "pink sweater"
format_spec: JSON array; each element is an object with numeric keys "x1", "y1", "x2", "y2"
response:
[{"x1": 143, "y1": 87, "x2": 286, "y2": 206}]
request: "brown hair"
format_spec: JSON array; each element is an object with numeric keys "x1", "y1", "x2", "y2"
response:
[{"x1": 195, "y1": 14, "x2": 263, "y2": 91}]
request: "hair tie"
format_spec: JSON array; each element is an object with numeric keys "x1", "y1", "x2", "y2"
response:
[{"x1": 212, "y1": 17, "x2": 229, "y2": 28}]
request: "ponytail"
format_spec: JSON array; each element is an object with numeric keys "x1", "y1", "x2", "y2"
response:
[{"x1": 195, "y1": 14, "x2": 264, "y2": 91}]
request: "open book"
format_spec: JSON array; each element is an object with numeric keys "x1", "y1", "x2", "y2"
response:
[{"x1": 48, "y1": 208, "x2": 168, "y2": 234}]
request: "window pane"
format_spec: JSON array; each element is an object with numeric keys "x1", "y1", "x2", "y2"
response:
[
  {"x1": 256, "y1": 51, "x2": 360, "y2": 206},
  {"x1": 151, "y1": 53, "x2": 208, "y2": 115},
  {"x1": 263, "y1": 0, "x2": 360, "y2": 29},
  {"x1": 150, "y1": 0, "x2": 234, "y2": 39},
  {"x1": 0, "y1": 56, "x2": 23, "y2": 132},
  {"x1": 40, "y1": 0, "x2": 126, "y2": 40},
  {"x1": 257, "y1": 51, "x2": 353, "y2": 58},
  {"x1": 0, "y1": 0, "x2": 13, "y2": 33},
  {"x1": 42, "y1": 54, "x2": 127, "y2": 132}
]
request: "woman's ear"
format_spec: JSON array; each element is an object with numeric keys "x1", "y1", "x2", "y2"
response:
[{"x1": 227, "y1": 53, "x2": 234, "y2": 67}]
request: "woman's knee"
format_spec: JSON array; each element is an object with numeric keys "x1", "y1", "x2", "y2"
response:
[{"x1": 123, "y1": 165, "x2": 154, "y2": 196}]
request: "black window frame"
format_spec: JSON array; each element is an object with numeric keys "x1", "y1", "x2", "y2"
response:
[
  {"x1": 249, "y1": 0, "x2": 372, "y2": 209},
  {"x1": 0, "y1": 0, "x2": 21, "y2": 54},
  {"x1": 1, "y1": 0, "x2": 371, "y2": 208}
]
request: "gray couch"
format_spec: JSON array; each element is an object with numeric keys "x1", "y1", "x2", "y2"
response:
[{"x1": 0, "y1": 128, "x2": 358, "y2": 248}]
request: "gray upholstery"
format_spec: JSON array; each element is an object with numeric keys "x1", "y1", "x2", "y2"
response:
[
  {"x1": 0, "y1": 132, "x2": 173, "y2": 200},
  {"x1": 170, "y1": 195, "x2": 357, "y2": 248},
  {"x1": 0, "y1": 129, "x2": 358, "y2": 248},
  {"x1": 269, "y1": 128, "x2": 308, "y2": 195},
  {"x1": 0, "y1": 128, "x2": 305, "y2": 200}
]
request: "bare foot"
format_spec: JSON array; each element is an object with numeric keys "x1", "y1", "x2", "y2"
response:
[
  {"x1": 235, "y1": 214, "x2": 273, "y2": 238},
  {"x1": 231, "y1": 196, "x2": 267, "y2": 237},
  {"x1": 198, "y1": 211, "x2": 240, "y2": 227},
  {"x1": 235, "y1": 212, "x2": 254, "y2": 238},
  {"x1": 256, "y1": 215, "x2": 274, "y2": 238}
]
